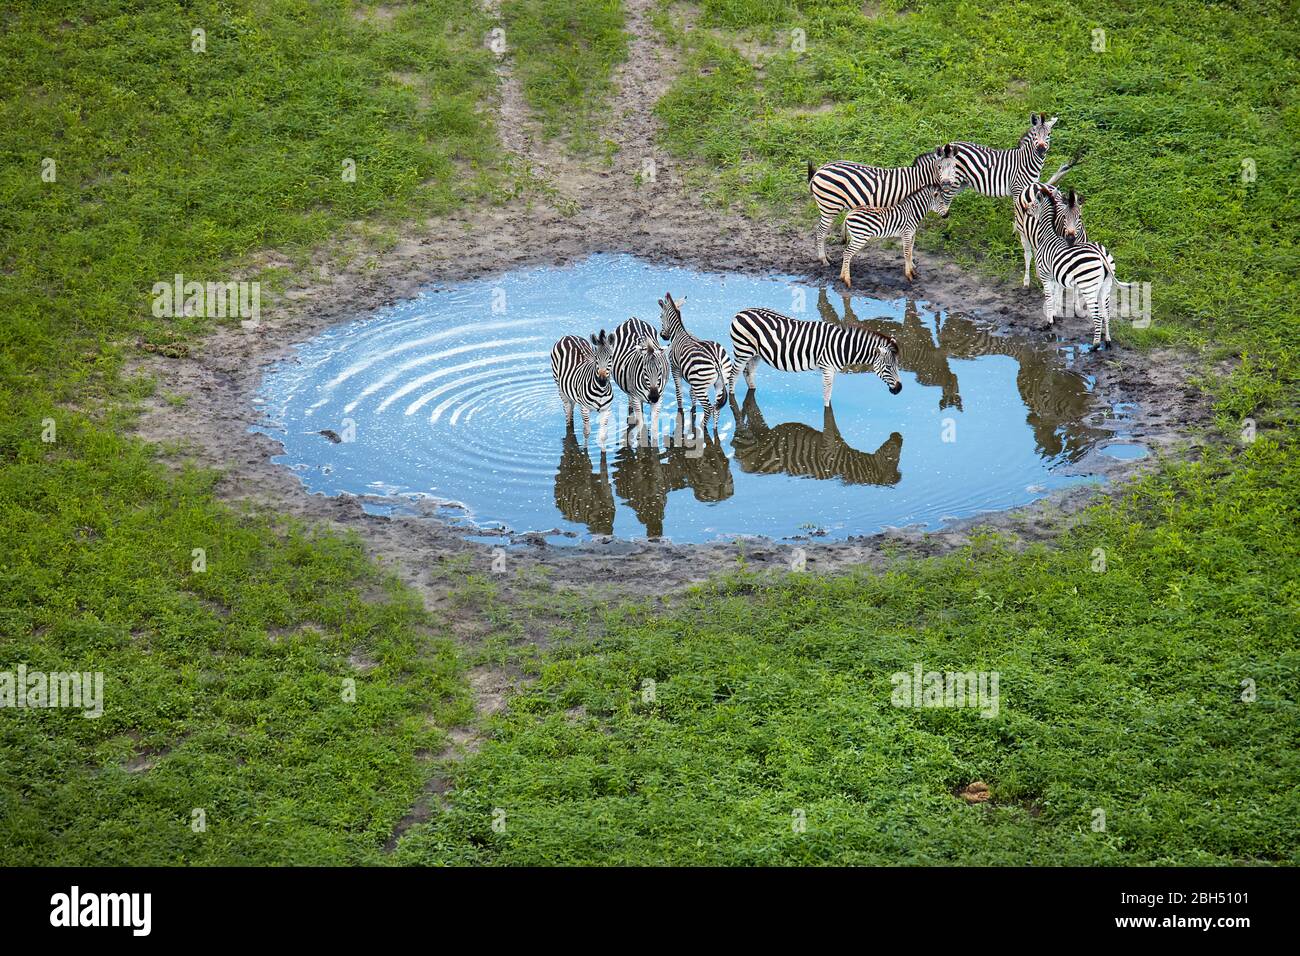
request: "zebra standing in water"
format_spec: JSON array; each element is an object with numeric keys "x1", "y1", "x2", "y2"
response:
[
  {"x1": 550, "y1": 331, "x2": 613, "y2": 440},
  {"x1": 1025, "y1": 183, "x2": 1116, "y2": 348},
  {"x1": 839, "y1": 183, "x2": 956, "y2": 286},
  {"x1": 657, "y1": 292, "x2": 733, "y2": 430},
  {"x1": 728, "y1": 307, "x2": 902, "y2": 406},
  {"x1": 610, "y1": 317, "x2": 670, "y2": 433},
  {"x1": 948, "y1": 113, "x2": 1058, "y2": 284},
  {"x1": 808, "y1": 145, "x2": 960, "y2": 266}
]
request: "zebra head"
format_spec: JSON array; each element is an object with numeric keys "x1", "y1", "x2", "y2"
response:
[
  {"x1": 919, "y1": 144, "x2": 961, "y2": 191},
  {"x1": 657, "y1": 292, "x2": 687, "y2": 342},
  {"x1": 589, "y1": 330, "x2": 612, "y2": 385},
  {"x1": 931, "y1": 181, "x2": 959, "y2": 219},
  {"x1": 638, "y1": 336, "x2": 669, "y2": 404},
  {"x1": 875, "y1": 335, "x2": 903, "y2": 395},
  {"x1": 1025, "y1": 113, "x2": 1058, "y2": 158},
  {"x1": 1059, "y1": 188, "x2": 1085, "y2": 245},
  {"x1": 1028, "y1": 183, "x2": 1073, "y2": 241}
]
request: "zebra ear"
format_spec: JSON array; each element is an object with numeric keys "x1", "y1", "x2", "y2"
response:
[
  {"x1": 1045, "y1": 115, "x2": 1059, "y2": 130},
  {"x1": 1030, "y1": 112, "x2": 1039, "y2": 127}
]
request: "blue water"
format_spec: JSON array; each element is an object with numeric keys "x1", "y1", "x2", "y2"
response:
[{"x1": 252, "y1": 254, "x2": 1114, "y2": 542}]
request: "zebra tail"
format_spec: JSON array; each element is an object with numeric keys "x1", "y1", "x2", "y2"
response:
[{"x1": 807, "y1": 161, "x2": 816, "y2": 184}]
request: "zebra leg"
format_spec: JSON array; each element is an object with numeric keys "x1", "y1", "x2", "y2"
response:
[
  {"x1": 1041, "y1": 281, "x2": 1057, "y2": 328},
  {"x1": 580, "y1": 407, "x2": 591, "y2": 441},
  {"x1": 902, "y1": 231, "x2": 917, "y2": 282},
  {"x1": 728, "y1": 344, "x2": 751, "y2": 394},
  {"x1": 840, "y1": 238, "x2": 867, "y2": 288},
  {"x1": 821, "y1": 367, "x2": 836, "y2": 407},
  {"x1": 596, "y1": 407, "x2": 610, "y2": 447},
  {"x1": 697, "y1": 383, "x2": 714, "y2": 431},
  {"x1": 815, "y1": 212, "x2": 835, "y2": 266},
  {"x1": 744, "y1": 356, "x2": 758, "y2": 389}
]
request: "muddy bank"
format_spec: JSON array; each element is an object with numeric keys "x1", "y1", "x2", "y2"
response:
[{"x1": 128, "y1": 0, "x2": 1211, "y2": 604}]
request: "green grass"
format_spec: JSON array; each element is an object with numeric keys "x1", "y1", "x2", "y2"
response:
[
  {"x1": 0, "y1": 0, "x2": 500, "y2": 864},
  {"x1": 501, "y1": 0, "x2": 629, "y2": 151},
  {"x1": 2, "y1": 0, "x2": 1296, "y2": 866},
  {"x1": 396, "y1": 437, "x2": 1299, "y2": 865},
  {"x1": 653, "y1": 0, "x2": 1299, "y2": 379}
]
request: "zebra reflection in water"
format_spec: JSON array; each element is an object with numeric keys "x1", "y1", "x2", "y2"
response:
[
  {"x1": 557, "y1": 416, "x2": 735, "y2": 539},
  {"x1": 815, "y1": 290, "x2": 1108, "y2": 463},
  {"x1": 730, "y1": 391, "x2": 903, "y2": 487},
  {"x1": 553, "y1": 431, "x2": 615, "y2": 535}
]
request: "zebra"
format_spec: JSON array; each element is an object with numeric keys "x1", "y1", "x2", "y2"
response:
[
  {"x1": 610, "y1": 316, "x2": 670, "y2": 433},
  {"x1": 657, "y1": 292, "x2": 733, "y2": 431},
  {"x1": 948, "y1": 113, "x2": 1058, "y2": 280},
  {"x1": 550, "y1": 331, "x2": 613, "y2": 439},
  {"x1": 1025, "y1": 183, "x2": 1116, "y2": 349},
  {"x1": 807, "y1": 145, "x2": 960, "y2": 266},
  {"x1": 728, "y1": 307, "x2": 902, "y2": 406},
  {"x1": 1013, "y1": 145, "x2": 1087, "y2": 285},
  {"x1": 839, "y1": 183, "x2": 956, "y2": 286}
]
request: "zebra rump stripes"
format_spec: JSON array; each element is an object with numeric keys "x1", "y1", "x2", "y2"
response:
[
  {"x1": 808, "y1": 145, "x2": 960, "y2": 266},
  {"x1": 840, "y1": 183, "x2": 954, "y2": 286},
  {"x1": 728, "y1": 307, "x2": 902, "y2": 406},
  {"x1": 550, "y1": 331, "x2": 613, "y2": 439}
]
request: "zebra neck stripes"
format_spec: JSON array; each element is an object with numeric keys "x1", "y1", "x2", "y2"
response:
[{"x1": 951, "y1": 114, "x2": 1057, "y2": 198}]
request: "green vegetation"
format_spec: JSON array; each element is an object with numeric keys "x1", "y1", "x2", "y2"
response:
[
  {"x1": 2, "y1": 0, "x2": 1296, "y2": 865},
  {"x1": 0, "y1": 0, "x2": 498, "y2": 864},
  {"x1": 654, "y1": 0, "x2": 1298, "y2": 403},
  {"x1": 397, "y1": 438, "x2": 1298, "y2": 864},
  {"x1": 501, "y1": 0, "x2": 629, "y2": 150}
]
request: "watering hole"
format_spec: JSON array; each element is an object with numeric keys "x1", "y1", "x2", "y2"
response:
[{"x1": 252, "y1": 254, "x2": 1143, "y2": 544}]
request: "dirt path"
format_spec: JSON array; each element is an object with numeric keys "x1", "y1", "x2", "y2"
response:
[{"x1": 130, "y1": 0, "x2": 1211, "y2": 834}]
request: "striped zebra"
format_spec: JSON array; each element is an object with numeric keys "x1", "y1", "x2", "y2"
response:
[
  {"x1": 808, "y1": 145, "x2": 959, "y2": 266},
  {"x1": 728, "y1": 307, "x2": 902, "y2": 406},
  {"x1": 1025, "y1": 183, "x2": 1116, "y2": 348},
  {"x1": 839, "y1": 183, "x2": 956, "y2": 286},
  {"x1": 657, "y1": 292, "x2": 733, "y2": 430},
  {"x1": 610, "y1": 316, "x2": 669, "y2": 431},
  {"x1": 1013, "y1": 145, "x2": 1086, "y2": 285},
  {"x1": 949, "y1": 113, "x2": 1058, "y2": 280},
  {"x1": 550, "y1": 331, "x2": 613, "y2": 439}
]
